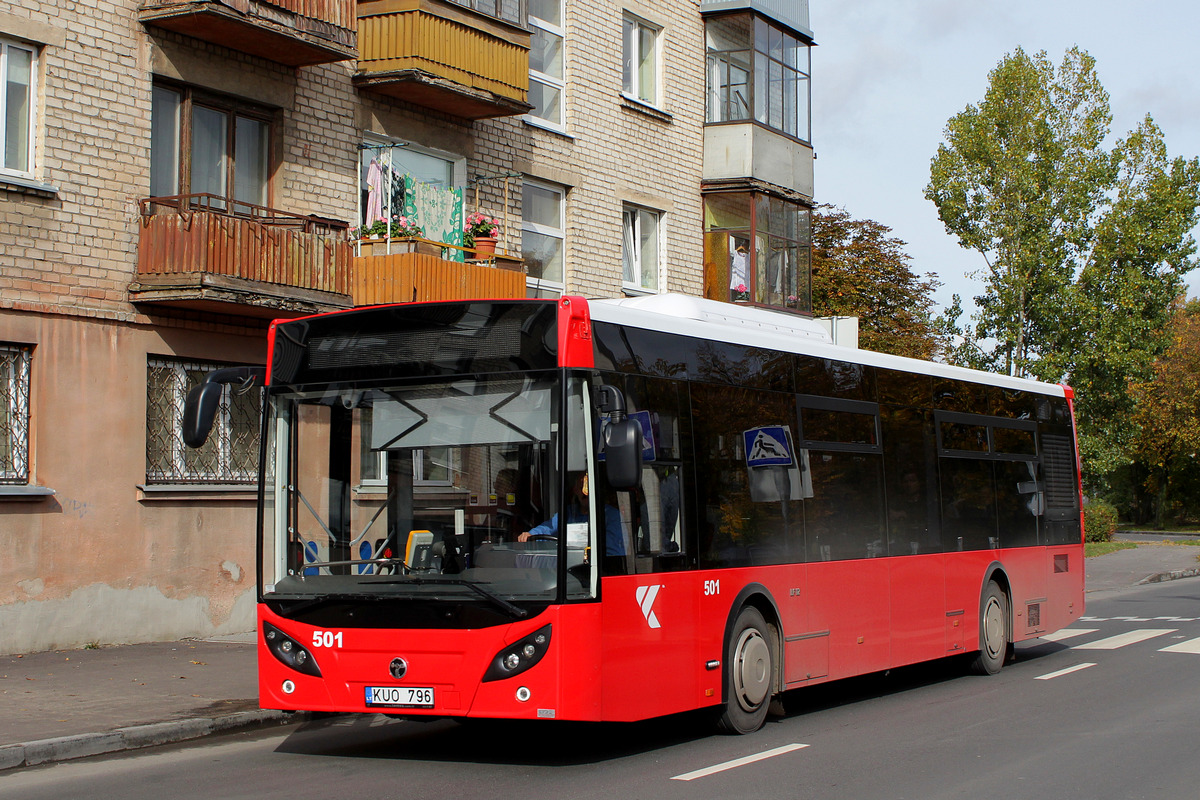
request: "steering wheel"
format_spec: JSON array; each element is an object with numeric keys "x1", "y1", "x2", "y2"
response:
[{"x1": 528, "y1": 534, "x2": 558, "y2": 542}]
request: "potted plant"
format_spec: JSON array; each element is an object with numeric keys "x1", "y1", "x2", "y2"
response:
[
  {"x1": 352, "y1": 217, "x2": 389, "y2": 240},
  {"x1": 464, "y1": 211, "x2": 501, "y2": 257},
  {"x1": 389, "y1": 214, "x2": 424, "y2": 240},
  {"x1": 732, "y1": 283, "x2": 750, "y2": 302}
]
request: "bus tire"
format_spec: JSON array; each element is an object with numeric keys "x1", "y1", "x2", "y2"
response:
[
  {"x1": 717, "y1": 605, "x2": 774, "y2": 734},
  {"x1": 970, "y1": 581, "x2": 1008, "y2": 675}
]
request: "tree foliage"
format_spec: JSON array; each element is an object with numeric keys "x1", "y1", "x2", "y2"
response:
[
  {"x1": 926, "y1": 46, "x2": 1200, "y2": 503},
  {"x1": 810, "y1": 205, "x2": 943, "y2": 359},
  {"x1": 1127, "y1": 301, "x2": 1200, "y2": 527}
]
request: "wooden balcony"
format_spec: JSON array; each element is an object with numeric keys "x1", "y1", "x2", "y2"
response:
[
  {"x1": 132, "y1": 195, "x2": 354, "y2": 318},
  {"x1": 139, "y1": 0, "x2": 358, "y2": 67},
  {"x1": 355, "y1": 0, "x2": 532, "y2": 119},
  {"x1": 353, "y1": 245, "x2": 525, "y2": 305}
]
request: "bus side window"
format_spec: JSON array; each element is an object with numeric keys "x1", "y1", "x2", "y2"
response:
[{"x1": 597, "y1": 373, "x2": 691, "y2": 575}]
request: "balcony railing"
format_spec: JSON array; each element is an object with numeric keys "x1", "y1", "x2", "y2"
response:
[
  {"x1": 353, "y1": 242, "x2": 525, "y2": 305},
  {"x1": 132, "y1": 194, "x2": 354, "y2": 316},
  {"x1": 355, "y1": 0, "x2": 532, "y2": 119},
  {"x1": 139, "y1": 0, "x2": 358, "y2": 66}
]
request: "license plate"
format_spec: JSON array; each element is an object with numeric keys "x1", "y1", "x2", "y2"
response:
[{"x1": 365, "y1": 686, "x2": 435, "y2": 708}]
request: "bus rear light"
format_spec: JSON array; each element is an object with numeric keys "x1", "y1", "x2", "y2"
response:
[
  {"x1": 483, "y1": 624, "x2": 552, "y2": 682},
  {"x1": 264, "y1": 622, "x2": 322, "y2": 677}
]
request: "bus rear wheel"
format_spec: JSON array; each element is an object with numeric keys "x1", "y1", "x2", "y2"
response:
[
  {"x1": 717, "y1": 606, "x2": 774, "y2": 734},
  {"x1": 970, "y1": 581, "x2": 1008, "y2": 675}
]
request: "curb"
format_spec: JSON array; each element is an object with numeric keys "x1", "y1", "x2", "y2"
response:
[
  {"x1": 0, "y1": 709, "x2": 303, "y2": 773},
  {"x1": 1138, "y1": 567, "x2": 1200, "y2": 585}
]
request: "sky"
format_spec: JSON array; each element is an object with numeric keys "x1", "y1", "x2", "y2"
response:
[{"x1": 810, "y1": 0, "x2": 1200, "y2": 314}]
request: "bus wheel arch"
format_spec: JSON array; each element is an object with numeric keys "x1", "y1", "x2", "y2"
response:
[
  {"x1": 717, "y1": 585, "x2": 782, "y2": 734},
  {"x1": 970, "y1": 567, "x2": 1011, "y2": 675}
]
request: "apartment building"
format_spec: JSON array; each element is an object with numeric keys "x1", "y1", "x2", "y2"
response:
[{"x1": 0, "y1": 0, "x2": 814, "y2": 653}]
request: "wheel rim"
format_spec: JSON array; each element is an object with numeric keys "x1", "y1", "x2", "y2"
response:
[
  {"x1": 732, "y1": 628, "x2": 771, "y2": 712},
  {"x1": 982, "y1": 595, "x2": 1005, "y2": 660}
]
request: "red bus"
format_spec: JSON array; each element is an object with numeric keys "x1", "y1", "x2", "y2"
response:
[{"x1": 186, "y1": 294, "x2": 1084, "y2": 734}]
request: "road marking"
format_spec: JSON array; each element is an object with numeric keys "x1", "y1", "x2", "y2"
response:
[
  {"x1": 1039, "y1": 628, "x2": 1099, "y2": 642},
  {"x1": 1073, "y1": 629, "x2": 1176, "y2": 650},
  {"x1": 671, "y1": 743, "x2": 810, "y2": 781},
  {"x1": 1159, "y1": 637, "x2": 1200, "y2": 654},
  {"x1": 1035, "y1": 663, "x2": 1097, "y2": 680}
]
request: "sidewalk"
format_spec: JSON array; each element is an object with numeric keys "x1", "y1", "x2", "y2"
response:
[
  {"x1": 3, "y1": 542, "x2": 1199, "y2": 773},
  {"x1": 0, "y1": 633, "x2": 291, "y2": 771}
]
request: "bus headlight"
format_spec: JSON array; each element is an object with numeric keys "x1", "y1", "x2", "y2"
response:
[
  {"x1": 483, "y1": 624, "x2": 552, "y2": 682},
  {"x1": 263, "y1": 622, "x2": 322, "y2": 677}
]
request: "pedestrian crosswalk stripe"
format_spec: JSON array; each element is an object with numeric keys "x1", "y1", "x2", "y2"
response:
[
  {"x1": 1073, "y1": 629, "x2": 1177, "y2": 650},
  {"x1": 1035, "y1": 663, "x2": 1097, "y2": 680},
  {"x1": 1159, "y1": 637, "x2": 1200, "y2": 655},
  {"x1": 1039, "y1": 628, "x2": 1099, "y2": 643}
]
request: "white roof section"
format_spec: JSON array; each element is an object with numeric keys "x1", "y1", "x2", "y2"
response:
[{"x1": 586, "y1": 294, "x2": 1067, "y2": 398}]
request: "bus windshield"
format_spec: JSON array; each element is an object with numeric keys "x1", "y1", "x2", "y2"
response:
[{"x1": 261, "y1": 372, "x2": 596, "y2": 607}]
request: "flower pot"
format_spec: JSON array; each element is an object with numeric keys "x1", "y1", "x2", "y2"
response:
[{"x1": 472, "y1": 236, "x2": 498, "y2": 258}]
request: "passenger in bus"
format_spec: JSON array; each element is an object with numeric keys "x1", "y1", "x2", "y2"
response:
[{"x1": 519, "y1": 472, "x2": 627, "y2": 556}]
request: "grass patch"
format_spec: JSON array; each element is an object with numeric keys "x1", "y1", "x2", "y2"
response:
[{"x1": 1085, "y1": 541, "x2": 1139, "y2": 558}]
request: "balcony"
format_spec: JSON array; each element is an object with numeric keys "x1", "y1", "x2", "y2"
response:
[
  {"x1": 352, "y1": 238, "x2": 525, "y2": 304},
  {"x1": 139, "y1": 0, "x2": 358, "y2": 67},
  {"x1": 131, "y1": 195, "x2": 355, "y2": 318},
  {"x1": 354, "y1": 0, "x2": 532, "y2": 120}
]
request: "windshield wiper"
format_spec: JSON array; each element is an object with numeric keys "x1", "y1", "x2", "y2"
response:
[{"x1": 372, "y1": 576, "x2": 528, "y2": 619}]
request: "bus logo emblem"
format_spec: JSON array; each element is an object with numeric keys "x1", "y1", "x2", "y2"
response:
[
  {"x1": 389, "y1": 657, "x2": 409, "y2": 679},
  {"x1": 636, "y1": 584, "x2": 664, "y2": 629}
]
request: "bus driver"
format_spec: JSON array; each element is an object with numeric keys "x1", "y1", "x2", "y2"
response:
[{"x1": 519, "y1": 472, "x2": 627, "y2": 556}]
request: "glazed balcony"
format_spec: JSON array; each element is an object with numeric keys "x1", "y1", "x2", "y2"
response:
[
  {"x1": 352, "y1": 237, "x2": 525, "y2": 304},
  {"x1": 139, "y1": 0, "x2": 358, "y2": 67},
  {"x1": 132, "y1": 195, "x2": 355, "y2": 318},
  {"x1": 355, "y1": 0, "x2": 532, "y2": 119}
]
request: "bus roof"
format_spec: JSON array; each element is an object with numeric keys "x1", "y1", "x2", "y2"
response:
[{"x1": 587, "y1": 294, "x2": 1068, "y2": 398}]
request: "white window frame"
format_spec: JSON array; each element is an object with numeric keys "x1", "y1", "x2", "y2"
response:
[
  {"x1": 0, "y1": 343, "x2": 31, "y2": 484},
  {"x1": 0, "y1": 38, "x2": 38, "y2": 180},
  {"x1": 146, "y1": 357, "x2": 260, "y2": 485},
  {"x1": 622, "y1": 12, "x2": 661, "y2": 107},
  {"x1": 622, "y1": 204, "x2": 662, "y2": 294},
  {"x1": 527, "y1": 0, "x2": 566, "y2": 132},
  {"x1": 522, "y1": 178, "x2": 566, "y2": 296}
]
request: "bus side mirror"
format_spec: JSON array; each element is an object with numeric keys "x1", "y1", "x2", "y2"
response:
[
  {"x1": 183, "y1": 382, "x2": 225, "y2": 448},
  {"x1": 604, "y1": 417, "x2": 643, "y2": 490},
  {"x1": 182, "y1": 366, "x2": 266, "y2": 448}
]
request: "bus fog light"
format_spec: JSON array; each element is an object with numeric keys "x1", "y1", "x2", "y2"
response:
[
  {"x1": 516, "y1": 686, "x2": 531, "y2": 702},
  {"x1": 282, "y1": 680, "x2": 296, "y2": 694}
]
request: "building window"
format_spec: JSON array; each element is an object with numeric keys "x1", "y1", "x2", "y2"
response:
[
  {"x1": 151, "y1": 84, "x2": 273, "y2": 214},
  {"x1": 1, "y1": 38, "x2": 37, "y2": 178},
  {"x1": 705, "y1": 14, "x2": 810, "y2": 142},
  {"x1": 622, "y1": 204, "x2": 660, "y2": 293},
  {"x1": 703, "y1": 192, "x2": 811, "y2": 313},
  {"x1": 0, "y1": 343, "x2": 31, "y2": 484},
  {"x1": 358, "y1": 135, "x2": 460, "y2": 232},
  {"x1": 528, "y1": 0, "x2": 565, "y2": 129},
  {"x1": 522, "y1": 179, "x2": 565, "y2": 297},
  {"x1": 146, "y1": 358, "x2": 261, "y2": 485},
  {"x1": 622, "y1": 13, "x2": 660, "y2": 106}
]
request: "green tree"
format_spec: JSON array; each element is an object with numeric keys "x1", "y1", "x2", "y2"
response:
[
  {"x1": 810, "y1": 205, "x2": 943, "y2": 359},
  {"x1": 926, "y1": 47, "x2": 1112, "y2": 378},
  {"x1": 926, "y1": 47, "x2": 1200, "y2": 496}
]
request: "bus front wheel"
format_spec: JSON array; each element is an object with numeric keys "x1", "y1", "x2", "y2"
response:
[
  {"x1": 970, "y1": 581, "x2": 1008, "y2": 675},
  {"x1": 717, "y1": 606, "x2": 774, "y2": 734}
]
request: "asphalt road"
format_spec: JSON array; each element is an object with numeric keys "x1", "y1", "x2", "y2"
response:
[{"x1": 7, "y1": 578, "x2": 1200, "y2": 800}]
